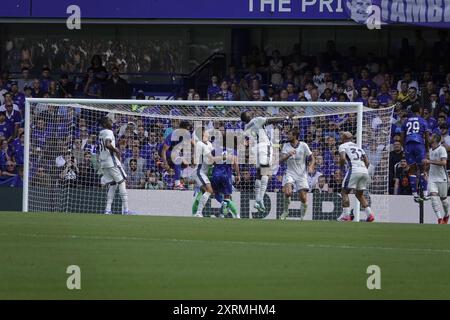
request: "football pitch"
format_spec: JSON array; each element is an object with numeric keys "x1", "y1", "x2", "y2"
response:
[{"x1": 0, "y1": 212, "x2": 449, "y2": 300}]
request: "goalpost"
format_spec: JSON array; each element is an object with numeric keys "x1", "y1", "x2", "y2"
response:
[{"x1": 23, "y1": 98, "x2": 394, "y2": 221}]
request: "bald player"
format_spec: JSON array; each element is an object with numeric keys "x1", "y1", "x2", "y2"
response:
[{"x1": 337, "y1": 132, "x2": 374, "y2": 222}]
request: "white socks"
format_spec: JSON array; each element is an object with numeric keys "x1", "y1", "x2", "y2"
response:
[
  {"x1": 196, "y1": 191, "x2": 211, "y2": 216},
  {"x1": 431, "y1": 196, "x2": 443, "y2": 219},
  {"x1": 119, "y1": 182, "x2": 129, "y2": 213},
  {"x1": 106, "y1": 184, "x2": 117, "y2": 212},
  {"x1": 283, "y1": 196, "x2": 291, "y2": 212},
  {"x1": 260, "y1": 176, "x2": 269, "y2": 202},
  {"x1": 255, "y1": 179, "x2": 262, "y2": 202},
  {"x1": 300, "y1": 202, "x2": 307, "y2": 218},
  {"x1": 442, "y1": 199, "x2": 449, "y2": 217},
  {"x1": 365, "y1": 206, "x2": 373, "y2": 217},
  {"x1": 343, "y1": 207, "x2": 351, "y2": 216}
]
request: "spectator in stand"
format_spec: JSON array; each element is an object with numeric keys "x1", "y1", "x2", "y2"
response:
[
  {"x1": 0, "y1": 92, "x2": 20, "y2": 113},
  {"x1": 125, "y1": 145, "x2": 146, "y2": 174},
  {"x1": 401, "y1": 87, "x2": 420, "y2": 110},
  {"x1": 269, "y1": 50, "x2": 283, "y2": 84},
  {"x1": 125, "y1": 158, "x2": 145, "y2": 189},
  {"x1": 10, "y1": 81, "x2": 25, "y2": 112},
  {"x1": 377, "y1": 83, "x2": 391, "y2": 107},
  {"x1": 207, "y1": 75, "x2": 220, "y2": 100},
  {"x1": 83, "y1": 69, "x2": 102, "y2": 99},
  {"x1": 0, "y1": 137, "x2": 12, "y2": 171},
  {"x1": 427, "y1": 93, "x2": 440, "y2": 117},
  {"x1": 58, "y1": 73, "x2": 75, "y2": 97},
  {"x1": 422, "y1": 108, "x2": 437, "y2": 132},
  {"x1": 328, "y1": 169, "x2": 343, "y2": 193},
  {"x1": 2, "y1": 95, "x2": 21, "y2": 139},
  {"x1": 31, "y1": 79, "x2": 43, "y2": 98},
  {"x1": 0, "y1": 112, "x2": 13, "y2": 143},
  {"x1": 223, "y1": 65, "x2": 240, "y2": 85},
  {"x1": 87, "y1": 54, "x2": 108, "y2": 83},
  {"x1": 389, "y1": 141, "x2": 404, "y2": 194},
  {"x1": 219, "y1": 80, "x2": 234, "y2": 101},
  {"x1": 0, "y1": 79, "x2": 7, "y2": 105},
  {"x1": 394, "y1": 158, "x2": 412, "y2": 195},
  {"x1": 17, "y1": 67, "x2": 32, "y2": 92},
  {"x1": 355, "y1": 85, "x2": 370, "y2": 107},
  {"x1": 103, "y1": 66, "x2": 130, "y2": 99},
  {"x1": 355, "y1": 67, "x2": 376, "y2": 94},
  {"x1": 1, "y1": 160, "x2": 17, "y2": 179},
  {"x1": 12, "y1": 131, "x2": 24, "y2": 166},
  {"x1": 244, "y1": 64, "x2": 262, "y2": 85},
  {"x1": 396, "y1": 71, "x2": 419, "y2": 92},
  {"x1": 313, "y1": 175, "x2": 330, "y2": 193},
  {"x1": 236, "y1": 169, "x2": 255, "y2": 191},
  {"x1": 40, "y1": 66, "x2": 52, "y2": 92},
  {"x1": 313, "y1": 66, "x2": 325, "y2": 94},
  {"x1": 77, "y1": 151, "x2": 97, "y2": 187}
]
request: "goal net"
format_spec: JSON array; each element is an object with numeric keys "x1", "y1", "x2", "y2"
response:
[{"x1": 24, "y1": 98, "x2": 394, "y2": 221}]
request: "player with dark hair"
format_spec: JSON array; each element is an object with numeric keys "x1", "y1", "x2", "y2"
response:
[
  {"x1": 161, "y1": 120, "x2": 192, "y2": 190},
  {"x1": 401, "y1": 103, "x2": 430, "y2": 202},
  {"x1": 280, "y1": 127, "x2": 315, "y2": 220},
  {"x1": 98, "y1": 116, "x2": 129, "y2": 215},
  {"x1": 241, "y1": 111, "x2": 292, "y2": 213},
  {"x1": 424, "y1": 133, "x2": 449, "y2": 224}
]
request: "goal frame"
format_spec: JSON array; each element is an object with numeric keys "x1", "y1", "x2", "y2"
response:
[{"x1": 23, "y1": 98, "x2": 365, "y2": 220}]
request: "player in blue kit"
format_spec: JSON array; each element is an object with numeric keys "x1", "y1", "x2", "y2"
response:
[
  {"x1": 401, "y1": 104, "x2": 430, "y2": 202},
  {"x1": 161, "y1": 120, "x2": 192, "y2": 190},
  {"x1": 211, "y1": 148, "x2": 240, "y2": 218}
]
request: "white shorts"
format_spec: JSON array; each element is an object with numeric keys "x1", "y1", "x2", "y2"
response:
[
  {"x1": 282, "y1": 174, "x2": 309, "y2": 191},
  {"x1": 428, "y1": 181, "x2": 448, "y2": 198},
  {"x1": 256, "y1": 144, "x2": 273, "y2": 168},
  {"x1": 342, "y1": 172, "x2": 370, "y2": 191},
  {"x1": 101, "y1": 166, "x2": 127, "y2": 185},
  {"x1": 195, "y1": 169, "x2": 210, "y2": 187}
]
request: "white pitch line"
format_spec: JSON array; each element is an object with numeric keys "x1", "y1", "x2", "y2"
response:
[{"x1": 5, "y1": 232, "x2": 450, "y2": 255}]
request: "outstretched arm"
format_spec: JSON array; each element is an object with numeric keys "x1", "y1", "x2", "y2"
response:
[{"x1": 266, "y1": 115, "x2": 291, "y2": 125}]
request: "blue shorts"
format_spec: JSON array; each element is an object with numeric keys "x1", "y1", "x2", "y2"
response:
[
  {"x1": 405, "y1": 142, "x2": 426, "y2": 165},
  {"x1": 211, "y1": 174, "x2": 233, "y2": 196}
]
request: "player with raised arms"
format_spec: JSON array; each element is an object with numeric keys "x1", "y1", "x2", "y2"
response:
[
  {"x1": 241, "y1": 111, "x2": 291, "y2": 214},
  {"x1": 280, "y1": 127, "x2": 315, "y2": 220},
  {"x1": 337, "y1": 131, "x2": 374, "y2": 222},
  {"x1": 161, "y1": 120, "x2": 193, "y2": 190},
  {"x1": 98, "y1": 116, "x2": 129, "y2": 215},
  {"x1": 401, "y1": 103, "x2": 430, "y2": 202},
  {"x1": 424, "y1": 134, "x2": 449, "y2": 224}
]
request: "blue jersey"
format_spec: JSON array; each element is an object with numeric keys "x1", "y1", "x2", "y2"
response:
[
  {"x1": 402, "y1": 116, "x2": 429, "y2": 145},
  {"x1": 211, "y1": 149, "x2": 235, "y2": 196}
]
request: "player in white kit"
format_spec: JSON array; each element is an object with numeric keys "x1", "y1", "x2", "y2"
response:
[
  {"x1": 337, "y1": 132, "x2": 374, "y2": 222},
  {"x1": 241, "y1": 111, "x2": 291, "y2": 214},
  {"x1": 424, "y1": 134, "x2": 449, "y2": 224},
  {"x1": 193, "y1": 127, "x2": 232, "y2": 217},
  {"x1": 98, "y1": 116, "x2": 129, "y2": 215},
  {"x1": 280, "y1": 127, "x2": 315, "y2": 220}
]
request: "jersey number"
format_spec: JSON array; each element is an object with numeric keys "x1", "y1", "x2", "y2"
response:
[
  {"x1": 350, "y1": 148, "x2": 363, "y2": 161},
  {"x1": 99, "y1": 139, "x2": 106, "y2": 152},
  {"x1": 406, "y1": 121, "x2": 420, "y2": 135}
]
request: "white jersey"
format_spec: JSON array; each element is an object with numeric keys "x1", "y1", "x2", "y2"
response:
[
  {"x1": 195, "y1": 140, "x2": 214, "y2": 175},
  {"x1": 244, "y1": 117, "x2": 271, "y2": 145},
  {"x1": 282, "y1": 141, "x2": 312, "y2": 180},
  {"x1": 98, "y1": 129, "x2": 121, "y2": 169},
  {"x1": 338, "y1": 142, "x2": 368, "y2": 174},
  {"x1": 429, "y1": 145, "x2": 448, "y2": 183}
]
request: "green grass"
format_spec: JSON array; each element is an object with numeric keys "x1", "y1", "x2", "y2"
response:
[{"x1": 0, "y1": 212, "x2": 449, "y2": 299}]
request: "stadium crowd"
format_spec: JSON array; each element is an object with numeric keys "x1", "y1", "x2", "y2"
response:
[{"x1": 1, "y1": 31, "x2": 450, "y2": 196}]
